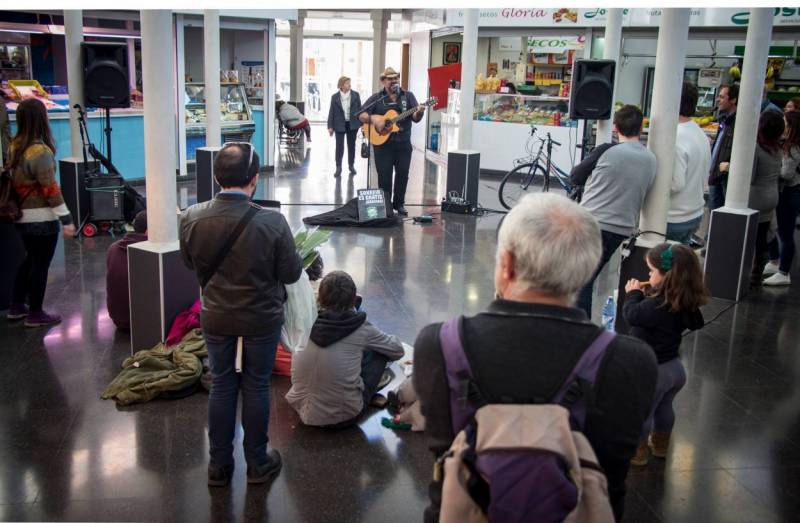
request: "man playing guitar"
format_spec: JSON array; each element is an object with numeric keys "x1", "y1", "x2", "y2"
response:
[{"x1": 357, "y1": 67, "x2": 425, "y2": 216}]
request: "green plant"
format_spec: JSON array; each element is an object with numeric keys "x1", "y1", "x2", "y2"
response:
[{"x1": 294, "y1": 227, "x2": 332, "y2": 269}]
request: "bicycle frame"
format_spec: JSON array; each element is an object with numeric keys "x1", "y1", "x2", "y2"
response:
[{"x1": 518, "y1": 127, "x2": 573, "y2": 194}]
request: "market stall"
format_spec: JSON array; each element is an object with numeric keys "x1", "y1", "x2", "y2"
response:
[{"x1": 184, "y1": 81, "x2": 256, "y2": 161}]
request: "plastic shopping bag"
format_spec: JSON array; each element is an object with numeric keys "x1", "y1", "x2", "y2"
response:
[{"x1": 280, "y1": 271, "x2": 317, "y2": 353}]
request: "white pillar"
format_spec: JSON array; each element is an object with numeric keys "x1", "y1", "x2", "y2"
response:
[
  {"x1": 204, "y1": 10, "x2": 221, "y2": 148},
  {"x1": 457, "y1": 9, "x2": 479, "y2": 151},
  {"x1": 175, "y1": 15, "x2": 188, "y2": 177},
  {"x1": 289, "y1": 11, "x2": 305, "y2": 102},
  {"x1": 725, "y1": 9, "x2": 774, "y2": 209},
  {"x1": 265, "y1": 20, "x2": 276, "y2": 170},
  {"x1": 371, "y1": 10, "x2": 388, "y2": 94},
  {"x1": 596, "y1": 8, "x2": 623, "y2": 144},
  {"x1": 63, "y1": 10, "x2": 84, "y2": 159},
  {"x1": 141, "y1": 10, "x2": 178, "y2": 244},
  {"x1": 126, "y1": 20, "x2": 137, "y2": 91},
  {"x1": 638, "y1": 8, "x2": 690, "y2": 240}
]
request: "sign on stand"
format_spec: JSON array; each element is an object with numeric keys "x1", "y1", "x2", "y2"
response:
[{"x1": 357, "y1": 189, "x2": 388, "y2": 221}]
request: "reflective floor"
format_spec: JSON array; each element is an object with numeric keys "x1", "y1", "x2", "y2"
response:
[{"x1": 1, "y1": 125, "x2": 799, "y2": 521}]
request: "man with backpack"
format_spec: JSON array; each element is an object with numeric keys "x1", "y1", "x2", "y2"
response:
[
  {"x1": 180, "y1": 143, "x2": 303, "y2": 487},
  {"x1": 413, "y1": 193, "x2": 657, "y2": 522}
]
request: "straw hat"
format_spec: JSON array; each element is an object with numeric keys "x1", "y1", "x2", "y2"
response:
[{"x1": 380, "y1": 67, "x2": 400, "y2": 80}]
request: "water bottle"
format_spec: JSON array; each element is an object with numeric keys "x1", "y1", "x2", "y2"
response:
[{"x1": 601, "y1": 295, "x2": 616, "y2": 332}]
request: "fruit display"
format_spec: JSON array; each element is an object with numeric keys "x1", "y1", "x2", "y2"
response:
[
  {"x1": 476, "y1": 74, "x2": 502, "y2": 93},
  {"x1": 474, "y1": 93, "x2": 573, "y2": 127}
]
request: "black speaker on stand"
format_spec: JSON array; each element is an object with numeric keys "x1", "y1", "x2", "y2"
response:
[{"x1": 568, "y1": 59, "x2": 615, "y2": 120}]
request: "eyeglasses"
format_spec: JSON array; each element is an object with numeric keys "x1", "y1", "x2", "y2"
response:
[{"x1": 222, "y1": 141, "x2": 255, "y2": 173}]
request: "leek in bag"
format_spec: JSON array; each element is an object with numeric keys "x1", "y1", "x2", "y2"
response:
[{"x1": 280, "y1": 227, "x2": 332, "y2": 352}]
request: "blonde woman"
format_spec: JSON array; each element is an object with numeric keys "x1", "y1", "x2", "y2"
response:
[{"x1": 327, "y1": 76, "x2": 361, "y2": 177}]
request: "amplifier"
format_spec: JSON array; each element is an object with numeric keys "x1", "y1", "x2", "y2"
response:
[
  {"x1": 87, "y1": 175, "x2": 124, "y2": 221},
  {"x1": 441, "y1": 198, "x2": 476, "y2": 215}
]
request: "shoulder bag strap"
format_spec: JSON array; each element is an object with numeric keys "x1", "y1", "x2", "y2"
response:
[
  {"x1": 439, "y1": 316, "x2": 486, "y2": 433},
  {"x1": 553, "y1": 330, "x2": 616, "y2": 430},
  {"x1": 200, "y1": 205, "x2": 259, "y2": 290}
]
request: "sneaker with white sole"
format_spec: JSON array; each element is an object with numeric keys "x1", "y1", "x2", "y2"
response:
[
  {"x1": 764, "y1": 272, "x2": 791, "y2": 286},
  {"x1": 763, "y1": 262, "x2": 780, "y2": 276}
]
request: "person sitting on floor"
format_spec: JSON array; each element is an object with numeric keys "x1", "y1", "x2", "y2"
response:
[
  {"x1": 285, "y1": 270, "x2": 404, "y2": 428},
  {"x1": 277, "y1": 100, "x2": 311, "y2": 142},
  {"x1": 106, "y1": 211, "x2": 147, "y2": 330}
]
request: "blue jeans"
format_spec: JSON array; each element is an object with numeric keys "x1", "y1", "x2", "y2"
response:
[
  {"x1": 776, "y1": 186, "x2": 800, "y2": 274},
  {"x1": 707, "y1": 182, "x2": 726, "y2": 211},
  {"x1": 576, "y1": 230, "x2": 627, "y2": 318},
  {"x1": 204, "y1": 330, "x2": 280, "y2": 467},
  {"x1": 666, "y1": 216, "x2": 703, "y2": 245},
  {"x1": 640, "y1": 358, "x2": 687, "y2": 440}
]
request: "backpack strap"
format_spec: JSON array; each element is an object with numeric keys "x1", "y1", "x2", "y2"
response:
[
  {"x1": 439, "y1": 317, "x2": 485, "y2": 433},
  {"x1": 553, "y1": 329, "x2": 616, "y2": 430}
]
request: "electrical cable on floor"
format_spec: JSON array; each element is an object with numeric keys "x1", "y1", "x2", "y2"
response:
[{"x1": 682, "y1": 299, "x2": 739, "y2": 337}]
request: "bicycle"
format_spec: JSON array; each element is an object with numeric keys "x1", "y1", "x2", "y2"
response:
[{"x1": 498, "y1": 125, "x2": 578, "y2": 210}]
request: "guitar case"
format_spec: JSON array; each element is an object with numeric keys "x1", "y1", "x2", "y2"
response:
[{"x1": 303, "y1": 198, "x2": 400, "y2": 228}]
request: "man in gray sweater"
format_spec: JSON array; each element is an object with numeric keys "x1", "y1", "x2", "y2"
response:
[{"x1": 571, "y1": 105, "x2": 656, "y2": 317}]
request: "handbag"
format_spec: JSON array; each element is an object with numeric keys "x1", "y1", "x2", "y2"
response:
[
  {"x1": 199, "y1": 205, "x2": 259, "y2": 289},
  {"x1": 0, "y1": 167, "x2": 22, "y2": 224},
  {"x1": 360, "y1": 133, "x2": 370, "y2": 159}
]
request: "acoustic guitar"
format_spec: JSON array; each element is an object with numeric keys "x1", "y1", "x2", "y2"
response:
[{"x1": 362, "y1": 97, "x2": 438, "y2": 147}]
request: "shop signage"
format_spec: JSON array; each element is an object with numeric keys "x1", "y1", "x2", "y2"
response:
[
  {"x1": 498, "y1": 37, "x2": 522, "y2": 52},
  {"x1": 446, "y1": 8, "x2": 800, "y2": 28},
  {"x1": 698, "y1": 68, "x2": 723, "y2": 88},
  {"x1": 527, "y1": 35, "x2": 585, "y2": 53}
]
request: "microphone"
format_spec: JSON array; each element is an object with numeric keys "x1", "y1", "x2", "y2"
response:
[{"x1": 393, "y1": 84, "x2": 400, "y2": 94}]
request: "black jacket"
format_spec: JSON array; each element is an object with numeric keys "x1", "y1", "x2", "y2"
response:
[
  {"x1": 623, "y1": 290, "x2": 705, "y2": 364},
  {"x1": 709, "y1": 111, "x2": 736, "y2": 186},
  {"x1": 413, "y1": 300, "x2": 657, "y2": 523},
  {"x1": 179, "y1": 192, "x2": 303, "y2": 336},
  {"x1": 327, "y1": 90, "x2": 362, "y2": 133}
]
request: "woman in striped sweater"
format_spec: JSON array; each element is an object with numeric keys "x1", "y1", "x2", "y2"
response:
[{"x1": 7, "y1": 98, "x2": 75, "y2": 327}]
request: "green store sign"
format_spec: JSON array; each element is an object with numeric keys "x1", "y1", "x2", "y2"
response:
[{"x1": 732, "y1": 8, "x2": 800, "y2": 25}]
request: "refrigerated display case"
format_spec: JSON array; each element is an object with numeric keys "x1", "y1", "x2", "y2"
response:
[
  {"x1": 642, "y1": 67, "x2": 717, "y2": 117},
  {"x1": 184, "y1": 82, "x2": 255, "y2": 160},
  {"x1": 474, "y1": 92, "x2": 576, "y2": 127}
]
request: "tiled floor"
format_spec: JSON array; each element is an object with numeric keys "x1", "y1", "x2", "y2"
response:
[{"x1": 1, "y1": 125, "x2": 799, "y2": 521}]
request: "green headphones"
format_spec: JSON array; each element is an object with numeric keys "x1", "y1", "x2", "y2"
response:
[{"x1": 660, "y1": 244, "x2": 674, "y2": 271}]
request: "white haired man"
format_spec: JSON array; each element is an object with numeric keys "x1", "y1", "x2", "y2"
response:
[{"x1": 413, "y1": 193, "x2": 657, "y2": 522}]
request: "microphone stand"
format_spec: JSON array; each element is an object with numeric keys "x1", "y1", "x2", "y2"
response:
[
  {"x1": 359, "y1": 90, "x2": 391, "y2": 191},
  {"x1": 73, "y1": 104, "x2": 91, "y2": 172}
]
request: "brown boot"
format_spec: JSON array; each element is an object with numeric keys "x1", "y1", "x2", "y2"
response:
[
  {"x1": 648, "y1": 431, "x2": 671, "y2": 458},
  {"x1": 630, "y1": 442, "x2": 649, "y2": 466}
]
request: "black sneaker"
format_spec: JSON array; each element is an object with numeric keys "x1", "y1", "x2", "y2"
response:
[
  {"x1": 349, "y1": 165, "x2": 357, "y2": 175},
  {"x1": 247, "y1": 449, "x2": 282, "y2": 484},
  {"x1": 208, "y1": 463, "x2": 234, "y2": 487},
  {"x1": 394, "y1": 205, "x2": 408, "y2": 216}
]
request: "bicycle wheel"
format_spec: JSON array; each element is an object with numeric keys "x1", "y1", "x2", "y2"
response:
[{"x1": 498, "y1": 162, "x2": 547, "y2": 210}]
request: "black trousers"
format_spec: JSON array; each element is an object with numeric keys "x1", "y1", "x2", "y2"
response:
[
  {"x1": 12, "y1": 232, "x2": 59, "y2": 312},
  {"x1": 335, "y1": 123, "x2": 358, "y2": 169},
  {"x1": 753, "y1": 221, "x2": 771, "y2": 279},
  {"x1": 373, "y1": 139, "x2": 412, "y2": 207}
]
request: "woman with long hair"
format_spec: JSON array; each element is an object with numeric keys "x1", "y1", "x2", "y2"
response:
[
  {"x1": 764, "y1": 110, "x2": 800, "y2": 285},
  {"x1": 7, "y1": 98, "x2": 74, "y2": 326},
  {"x1": 748, "y1": 110, "x2": 784, "y2": 284}
]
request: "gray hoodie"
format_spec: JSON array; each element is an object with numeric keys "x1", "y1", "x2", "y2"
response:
[{"x1": 286, "y1": 310, "x2": 404, "y2": 426}]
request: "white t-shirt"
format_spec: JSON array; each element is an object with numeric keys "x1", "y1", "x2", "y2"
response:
[{"x1": 669, "y1": 120, "x2": 711, "y2": 223}]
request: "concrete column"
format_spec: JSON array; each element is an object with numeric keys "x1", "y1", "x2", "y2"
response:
[
  {"x1": 638, "y1": 8, "x2": 690, "y2": 240},
  {"x1": 289, "y1": 11, "x2": 305, "y2": 102},
  {"x1": 371, "y1": 10, "x2": 389, "y2": 93},
  {"x1": 175, "y1": 15, "x2": 188, "y2": 177},
  {"x1": 725, "y1": 9, "x2": 774, "y2": 209},
  {"x1": 63, "y1": 10, "x2": 84, "y2": 159},
  {"x1": 265, "y1": 20, "x2": 277, "y2": 171},
  {"x1": 595, "y1": 8, "x2": 623, "y2": 144},
  {"x1": 457, "y1": 9, "x2": 479, "y2": 151},
  {"x1": 129, "y1": 10, "x2": 198, "y2": 353},
  {"x1": 141, "y1": 10, "x2": 178, "y2": 244},
  {"x1": 204, "y1": 10, "x2": 222, "y2": 148}
]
